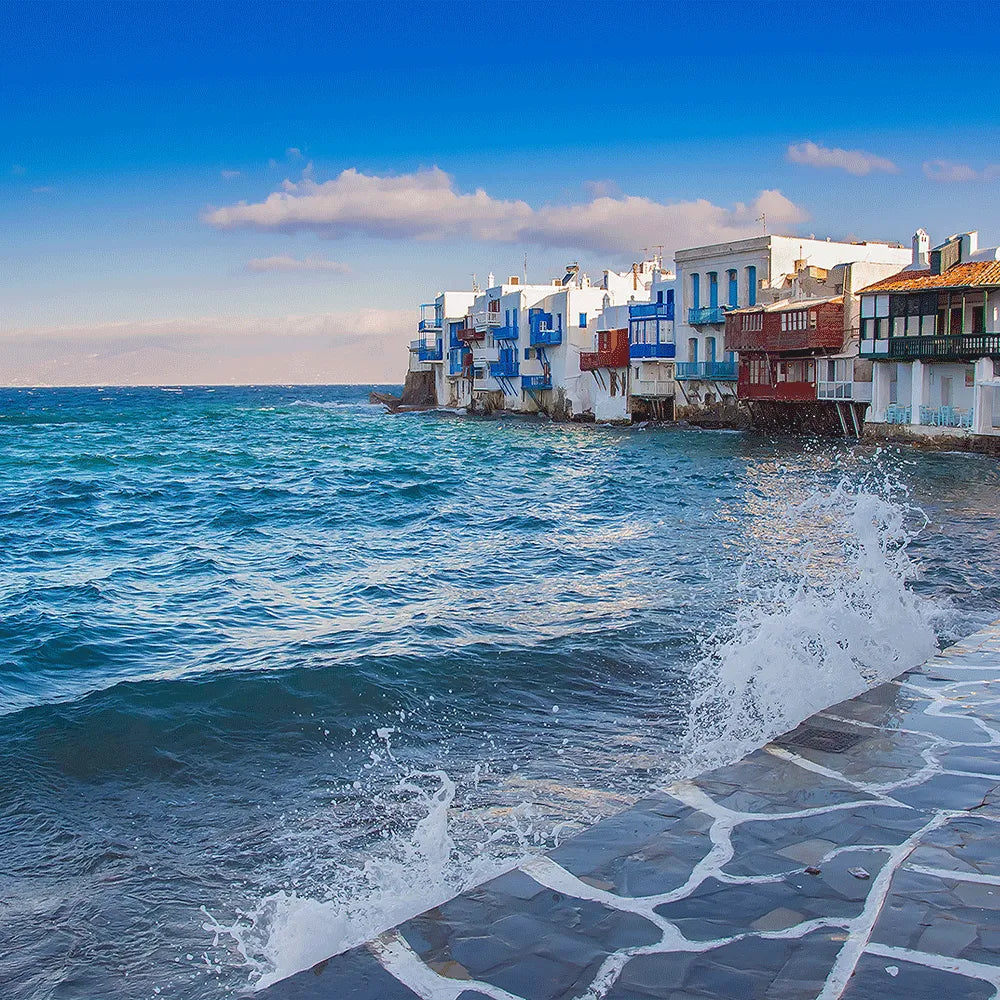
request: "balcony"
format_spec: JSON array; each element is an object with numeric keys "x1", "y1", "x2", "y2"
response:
[
  {"x1": 418, "y1": 303, "x2": 442, "y2": 333},
  {"x1": 739, "y1": 378, "x2": 816, "y2": 402},
  {"x1": 530, "y1": 328, "x2": 562, "y2": 346},
  {"x1": 410, "y1": 338, "x2": 443, "y2": 362},
  {"x1": 630, "y1": 342, "x2": 675, "y2": 359},
  {"x1": 634, "y1": 379, "x2": 674, "y2": 397},
  {"x1": 457, "y1": 325, "x2": 485, "y2": 343},
  {"x1": 521, "y1": 374, "x2": 552, "y2": 390},
  {"x1": 675, "y1": 361, "x2": 738, "y2": 380},
  {"x1": 860, "y1": 333, "x2": 1000, "y2": 360},
  {"x1": 494, "y1": 324, "x2": 520, "y2": 341},
  {"x1": 816, "y1": 380, "x2": 874, "y2": 402},
  {"x1": 471, "y1": 311, "x2": 501, "y2": 331},
  {"x1": 529, "y1": 310, "x2": 561, "y2": 346},
  {"x1": 580, "y1": 344, "x2": 630, "y2": 371},
  {"x1": 629, "y1": 301, "x2": 675, "y2": 321},
  {"x1": 688, "y1": 306, "x2": 726, "y2": 325},
  {"x1": 489, "y1": 360, "x2": 520, "y2": 378}
]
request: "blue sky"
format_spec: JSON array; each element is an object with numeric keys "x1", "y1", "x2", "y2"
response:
[{"x1": 3, "y1": 0, "x2": 1000, "y2": 383}]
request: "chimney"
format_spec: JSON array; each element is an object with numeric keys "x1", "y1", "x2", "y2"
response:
[
  {"x1": 911, "y1": 228, "x2": 930, "y2": 269},
  {"x1": 487, "y1": 271, "x2": 495, "y2": 288},
  {"x1": 959, "y1": 231, "x2": 979, "y2": 261}
]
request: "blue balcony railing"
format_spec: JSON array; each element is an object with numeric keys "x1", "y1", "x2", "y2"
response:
[
  {"x1": 687, "y1": 306, "x2": 726, "y2": 325},
  {"x1": 489, "y1": 360, "x2": 520, "y2": 378},
  {"x1": 521, "y1": 374, "x2": 552, "y2": 390},
  {"x1": 675, "y1": 361, "x2": 738, "y2": 380},
  {"x1": 418, "y1": 303, "x2": 442, "y2": 332},
  {"x1": 528, "y1": 310, "x2": 561, "y2": 346},
  {"x1": 530, "y1": 327, "x2": 562, "y2": 346},
  {"x1": 494, "y1": 324, "x2": 519, "y2": 341},
  {"x1": 630, "y1": 342, "x2": 675, "y2": 359},
  {"x1": 629, "y1": 301, "x2": 675, "y2": 321},
  {"x1": 418, "y1": 343, "x2": 443, "y2": 362}
]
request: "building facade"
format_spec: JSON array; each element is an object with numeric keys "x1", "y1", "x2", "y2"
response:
[
  {"x1": 672, "y1": 235, "x2": 911, "y2": 424},
  {"x1": 860, "y1": 230, "x2": 1000, "y2": 448}
]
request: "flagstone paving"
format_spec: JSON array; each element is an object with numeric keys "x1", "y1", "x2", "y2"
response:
[{"x1": 261, "y1": 622, "x2": 1000, "y2": 999}]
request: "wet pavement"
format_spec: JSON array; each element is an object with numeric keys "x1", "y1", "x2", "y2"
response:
[{"x1": 261, "y1": 622, "x2": 1000, "y2": 999}]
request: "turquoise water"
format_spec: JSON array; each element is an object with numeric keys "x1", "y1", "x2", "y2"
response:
[{"x1": 1, "y1": 385, "x2": 998, "y2": 998}]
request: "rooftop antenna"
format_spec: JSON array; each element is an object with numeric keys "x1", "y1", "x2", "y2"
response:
[
  {"x1": 758, "y1": 213, "x2": 767, "y2": 235},
  {"x1": 471, "y1": 273, "x2": 479, "y2": 293},
  {"x1": 523, "y1": 251, "x2": 528, "y2": 285}
]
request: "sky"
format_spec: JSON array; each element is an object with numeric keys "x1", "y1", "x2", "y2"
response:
[{"x1": 3, "y1": 0, "x2": 1000, "y2": 385}]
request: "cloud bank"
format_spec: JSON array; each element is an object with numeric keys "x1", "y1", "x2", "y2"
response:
[
  {"x1": 203, "y1": 166, "x2": 807, "y2": 254},
  {"x1": 787, "y1": 140, "x2": 899, "y2": 176},
  {"x1": 246, "y1": 255, "x2": 352, "y2": 274},
  {"x1": 0, "y1": 309, "x2": 410, "y2": 386},
  {"x1": 923, "y1": 159, "x2": 1000, "y2": 183}
]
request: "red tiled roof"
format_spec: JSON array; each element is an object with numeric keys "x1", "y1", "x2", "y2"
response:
[{"x1": 859, "y1": 259, "x2": 1000, "y2": 293}]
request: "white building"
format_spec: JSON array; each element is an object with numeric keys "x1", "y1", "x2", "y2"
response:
[
  {"x1": 861, "y1": 230, "x2": 1000, "y2": 446},
  {"x1": 457, "y1": 262, "x2": 668, "y2": 420},
  {"x1": 408, "y1": 290, "x2": 476, "y2": 407},
  {"x1": 673, "y1": 235, "x2": 911, "y2": 422}
]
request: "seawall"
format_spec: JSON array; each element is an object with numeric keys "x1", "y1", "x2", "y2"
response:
[{"x1": 259, "y1": 620, "x2": 1000, "y2": 999}]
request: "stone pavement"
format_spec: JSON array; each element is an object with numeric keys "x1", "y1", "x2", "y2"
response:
[{"x1": 261, "y1": 622, "x2": 1000, "y2": 999}]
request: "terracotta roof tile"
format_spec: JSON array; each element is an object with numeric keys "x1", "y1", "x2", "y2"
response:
[{"x1": 860, "y1": 259, "x2": 1000, "y2": 293}]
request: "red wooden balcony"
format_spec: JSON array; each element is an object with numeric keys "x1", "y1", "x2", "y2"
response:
[
  {"x1": 738, "y1": 377, "x2": 817, "y2": 402},
  {"x1": 580, "y1": 328, "x2": 629, "y2": 370},
  {"x1": 726, "y1": 300, "x2": 844, "y2": 353},
  {"x1": 457, "y1": 326, "x2": 484, "y2": 343}
]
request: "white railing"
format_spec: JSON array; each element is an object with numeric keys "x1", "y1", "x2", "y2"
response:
[
  {"x1": 817, "y1": 381, "x2": 873, "y2": 402},
  {"x1": 634, "y1": 380, "x2": 674, "y2": 397}
]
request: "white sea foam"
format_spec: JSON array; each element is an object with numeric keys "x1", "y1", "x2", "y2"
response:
[
  {"x1": 682, "y1": 473, "x2": 939, "y2": 773},
  {"x1": 212, "y1": 771, "x2": 532, "y2": 991}
]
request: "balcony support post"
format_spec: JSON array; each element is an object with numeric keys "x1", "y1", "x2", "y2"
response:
[{"x1": 911, "y1": 360, "x2": 928, "y2": 422}]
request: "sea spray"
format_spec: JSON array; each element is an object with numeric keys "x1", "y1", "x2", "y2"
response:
[
  {"x1": 215, "y1": 770, "x2": 535, "y2": 991},
  {"x1": 682, "y1": 473, "x2": 939, "y2": 773}
]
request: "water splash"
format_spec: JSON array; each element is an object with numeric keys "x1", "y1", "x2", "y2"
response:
[
  {"x1": 682, "y1": 472, "x2": 939, "y2": 773},
  {"x1": 213, "y1": 771, "x2": 533, "y2": 991}
]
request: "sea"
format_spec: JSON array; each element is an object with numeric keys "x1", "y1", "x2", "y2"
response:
[{"x1": 1, "y1": 384, "x2": 998, "y2": 999}]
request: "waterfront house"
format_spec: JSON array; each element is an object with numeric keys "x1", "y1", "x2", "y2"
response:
[
  {"x1": 726, "y1": 258, "x2": 910, "y2": 435},
  {"x1": 860, "y1": 230, "x2": 1000, "y2": 446},
  {"x1": 673, "y1": 235, "x2": 911, "y2": 424},
  {"x1": 409, "y1": 291, "x2": 478, "y2": 407}
]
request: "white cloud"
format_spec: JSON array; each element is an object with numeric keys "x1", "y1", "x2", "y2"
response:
[
  {"x1": 11, "y1": 164, "x2": 26, "y2": 176},
  {"x1": 286, "y1": 147, "x2": 303, "y2": 158},
  {"x1": 246, "y1": 255, "x2": 352, "y2": 274},
  {"x1": 0, "y1": 309, "x2": 411, "y2": 385},
  {"x1": 922, "y1": 159, "x2": 1000, "y2": 183},
  {"x1": 787, "y1": 140, "x2": 899, "y2": 176},
  {"x1": 203, "y1": 166, "x2": 808, "y2": 255},
  {"x1": 220, "y1": 169, "x2": 241, "y2": 180},
  {"x1": 31, "y1": 185, "x2": 54, "y2": 194}
]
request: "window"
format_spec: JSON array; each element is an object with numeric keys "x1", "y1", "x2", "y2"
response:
[
  {"x1": 741, "y1": 312, "x2": 762, "y2": 332},
  {"x1": 780, "y1": 310, "x2": 808, "y2": 332},
  {"x1": 706, "y1": 337, "x2": 717, "y2": 363},
  {"x1": 656, "y1": 290, "x2": 664, "y2": 304},
  {"x1": 972, "y1": 306, "x2": 986, "y2": 335},
  {"x1": 727, "y1": 269, "x2": 738, "y2": 308},
  {"x1": 746, "y1": 266, "x2": 757, "y2": 307},
  {"x1": 688, "y1": 338, "x2": 699, "y2": 363},
  {"x1": 691, "y1": 273, "x2": 701, "y2": 310},
  {"x1": 966, "y1": 366, "x2": 976, "y2": 388},
  {"x1": 579, "y1": 312, "x2": 587, "y2": 328}
]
